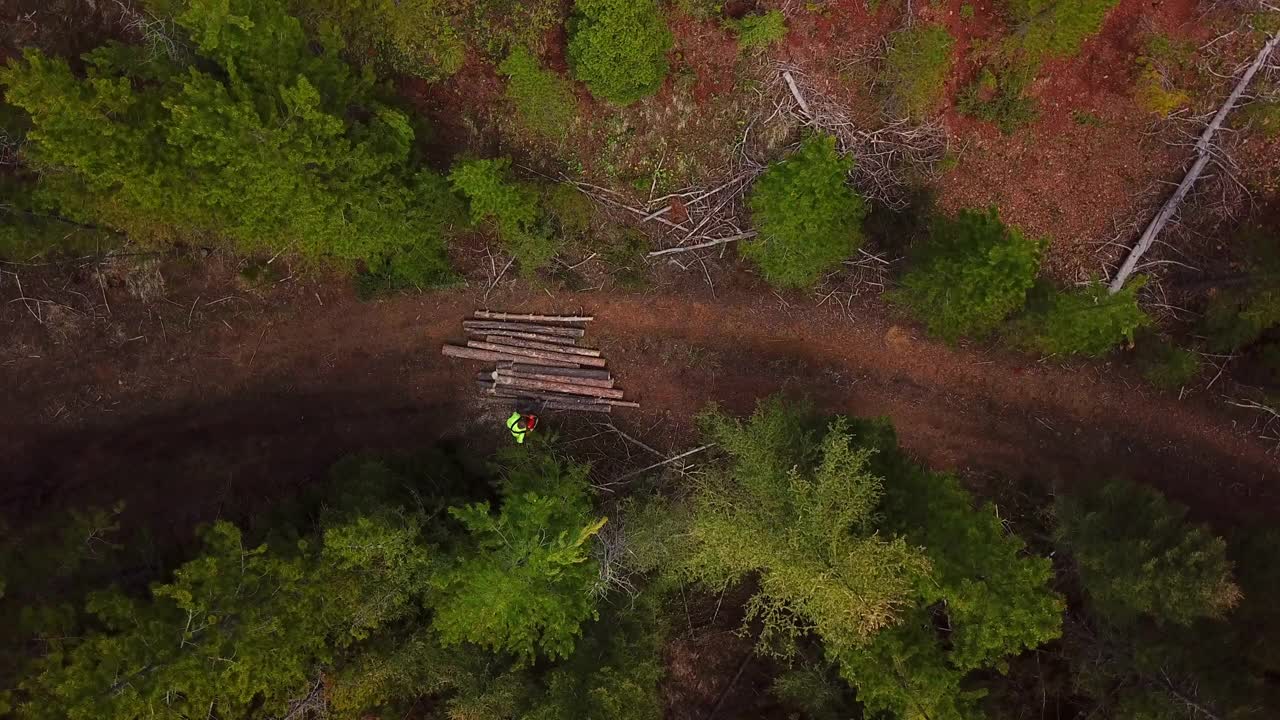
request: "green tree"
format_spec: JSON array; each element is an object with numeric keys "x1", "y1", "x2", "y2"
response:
[
  {"x1": 726, "y1": 11, "x2": 789, "y2": 51},
  {"x1": 292, "y1": 0, "x2": 465, "y2": 80},
  {"x1": 14, "y1": 513, "x2": 430, "y2": 720},
  {"x1": 626, "y1": 398, "x2": 1062, "y2": 720},
  {"x1": 1013, "y1": 279, "x2": 1149, "y2": 356},
  {"x1": 499, "y1": 48, "x2": 578, "y2": 141},
  {"x1": 1056, "y1": 480, "x2": 1241, "y2": 626},
  {"x1": 526, "y1": 601, "x2": 665, "y2": 720},
  {"x1": 430, "y1": 446, "x2": 606, "y2": 662},
  {"x1": 745, "y1": 135, "x2": 867, "y2": 289},
  {"x1": 882, "y1": 24, "x2": 955, "y2": 118},
  {"x1": 1, "y1": 0, "x2": 463, "y2": 286},
  {"x1": 567, "y1": 0, "x2": 673, "y2": 105},
  {"x1": 833, "y1": 419, "x2": 1063, "y2": 720},
  {"x1": 449, "y1": 158, "x2": 558, "y2": 274},
  {"x1": 894, "y1": 208, "x2": 1043, "y2": 342},
  {"x1": 1201, "y1": 226, "x2": 1280, "y2": 353}
]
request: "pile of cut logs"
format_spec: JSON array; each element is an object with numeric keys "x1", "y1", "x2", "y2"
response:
[{"x1": 441, "y1": 310, "x2": 638, "y2": 414}]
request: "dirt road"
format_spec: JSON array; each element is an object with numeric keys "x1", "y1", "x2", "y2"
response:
[{"x1": 2, "y1": 269, "x2": 1275, "y2": 535}]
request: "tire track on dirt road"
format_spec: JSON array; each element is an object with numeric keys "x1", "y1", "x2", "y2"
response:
[{"x1": 3, "y1": 285, "x2": 1275, "y2": 531}]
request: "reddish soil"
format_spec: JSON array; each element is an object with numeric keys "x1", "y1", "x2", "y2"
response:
[{"x1": 2, "y1": 264, "x2": 1275, "y2": 541}]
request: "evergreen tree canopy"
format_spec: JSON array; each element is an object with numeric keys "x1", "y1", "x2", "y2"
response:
[
  {"x1": 0, "y1": 0, "x2": 462, "y2": 286},
  {"x1": 1055, "y1": 479, "x2": 1240, "y2": 626},
  {"x1": 745, "y1": 135, "x2": 868, "y2": 289},
  {"x1": 894, "y1": 207, "x2": 1043, "y2": 342},
  {"x1": 430, "y1": 446, "x2": 606, "y2": 662},
  {"x1": 629, "y1": 397, "x2": 1062, "y2": 720}
]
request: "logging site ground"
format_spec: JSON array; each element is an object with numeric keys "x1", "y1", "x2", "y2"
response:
[{"x1": 3, "y1": 0, "x2": 1280, "y2": 718}]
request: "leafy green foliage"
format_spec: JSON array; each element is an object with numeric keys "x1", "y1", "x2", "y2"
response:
[
  {"x1": 771, "y1": 662, "x2": 852, "y2": 720},
  {"x1": 294, "y1": 0, "x2": 465, "y2": 80},
  {"x1": 14, "y1": 512, "x2": 430, "y2": 720},
  {"x1": 894, "y1": 208, "x2": 1043, "y2": 342},
  {"x1": 1, "y1": 0, "x2": 463, "y2": 286},
  {"x1": 1054, "y1": 493, "x2": 1272, "y2": 720},
  {"x1": 450, "y1": 158, "x2": 558, "y2": 274},
  {"x1": 726, "y1": 11, "x2": 789, "y2": 51},
  {"x1": 629, "y1": 397, "x2": 1061, "y2": 719},
  {"x1": 681, "y1": 400, "x2": 931, "y2": 656},
  {"x1": 957, "y1": 60, "x2": 1038, "y2": 134},
  {"x1": 1136, "y1": 336, "x2": 1200, "y2": 390},
  {"x1": 1013, "y1": 279, "x2": 1150, "y2": 357},
  {"x1": 745, "y1": 135, "x2": 867, "y2": 288},
  {"x1": 499, "y1": 48, "x2": 578, "y2": 141},
  {"x1": 2, "y1": 443, "x2": 661, "y2": 720},
  {"x1": 1241, "y1": 100, "x2": 1280, "y2": 138},
  {"x1": 1056, "y1": 480, "x2": 1241, "y2": 626},
  {"x1": 961, "y1": 0, "x2": 1118, "y2": 132},
  {"x1": 1202, "y1": 231, "x2": 1280, "y2": 353},
  {"x1": 526, "y1": 601, "x2": 665, "y2": 720},
  {"x1": 567, "y1": 0, "x2": 673, "y2": 105},
  {"x1": 431, "y1": 446, "x2": 605, "y2": 662},
  {"x1": 544, "y1": 183, "x2": 595, "y2": 239},
  {"x1": 1005, "y1": 0, "x2": 1121, "y2": 60},
  {"x1": 1133, "y1": 35, "x2": 1195, "y2": 117},
  {"x1": 881, "y1": 24, "x2": 955, "y2": 118},
  {"x1": 834, "y1": 419, "x2": 1064, "y2": 720}
]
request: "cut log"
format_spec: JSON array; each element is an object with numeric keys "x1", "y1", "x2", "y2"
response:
[
  {"x1": 503, "y1": 363, "x2": 612, "y2": 380},
  {"x1": 477, "y1": 381, "x2": 613, "y2": 405},
  {"x1": 494, "y1": 369, "x2": 615, "y2": 389},
  {"x1": 490, "y1": 386, "x2": 639, "y2": 408},
  {"x1": 494, "y1": 373, "x2": 625, "y2": 399},
  {"x1": 466, "y1": 329, "x2": 578, "y2": 346},
  {"x1": 462, "y1": 321, "x2": 585, "y2": 338},
  {"x1": 477, "y1": 396, "x2": 612, "y2": 413},
  {"x1": 484, "y1": 335, "x2": 602, "y2": 357},
  {"x1": 476, "y1": 381, "x2": 638, "y2": 408},
  {"x1": 442, "y1": 344, "x2": 579, "y2": 368},
  {"x1": 466, "y1": 340, "x2": 607, "y2": 368},
  {"x1": 475, "y1": 310, "x2": 593, "y2": 323}
]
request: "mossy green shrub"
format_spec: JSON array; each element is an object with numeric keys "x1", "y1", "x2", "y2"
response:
[
  {"x1": 499, "y1": 47, "x2": 578, "y2": 140},
  {"x1": 449, "y1": 158, "x2": 557, "y2": 274},
  {"x1": 1005, "y1": 0, "x2": 1121, "y2": 59},
  {"x1": 1014, "y1": 278, "x2": 1150, "y2": 357},
  {"x1": 1137, "y1": 336, "x2": 1201, "y2": 391},
  {"x1": 745, "y1": 135, "x2": 867, "y2": 289},
  {"x1": 567, "y1": 0, "x2": 673, "y2": 105},
  {"x1": 881, "y1": 23, "x2": 955, "y2": 118},
  {"x1": 727, "y1": 10, "x2": 788, "y2": 51},
  {"x1": 295, "y1": 0, "x2": 465, "y2": 80},
  {"x1": 957, "y1": 59, "x2": 1038, "y2": 134},
  {"x1": 893, "y1": 208, "x2": 1043, "y2": 342}
]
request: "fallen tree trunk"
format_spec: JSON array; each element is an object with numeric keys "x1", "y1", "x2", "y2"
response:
[
  {"x1": 475, "y1": 310, "x2": 593, "y2": 323},
  {"x1": 466, "y1": 329, "x2": 578, "y2": 346},
  {"x1": 442, "y1": 344, "x2": 579, "y2": 368},
  {"x1": 462, "y1": 320, "x2": 585, "y2": 338},
  {"x1": 493, "y1": 368, "x2": 615, "y2": 389},
  {"x1": 647, "y1": 231, "x2": 758, "y2": 258},
  {"x1": 1108, "y1": 31, "x2": 1280, "y2": 294},
  {"x1": 503, "y1": 363, "x2": 612, "y2": 380},
  {"x1": 484, "y1": 335, "x2": 602, "y2": 357},
  {"x1": 467, "y1": 340, "x2": 607, "y2": 368},
  {"x1": 493, "y1": 373, "x2": 625, "y2": 399}
]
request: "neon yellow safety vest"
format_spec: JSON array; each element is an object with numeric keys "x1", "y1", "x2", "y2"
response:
[{"x1": 506, "y1": 411, "x2": 528, "y2": 444}]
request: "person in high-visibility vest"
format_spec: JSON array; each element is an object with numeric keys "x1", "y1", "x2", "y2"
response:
[{"x1": 506, "y1": 411, "x2": 538, "y2": 444}]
